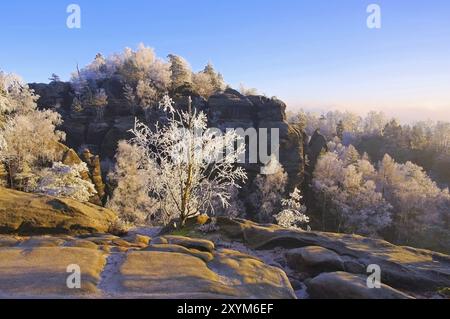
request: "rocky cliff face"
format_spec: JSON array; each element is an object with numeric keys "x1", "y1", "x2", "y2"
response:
[{"x1": 30, "y1": 83, "x2": 306, "y2": 190}]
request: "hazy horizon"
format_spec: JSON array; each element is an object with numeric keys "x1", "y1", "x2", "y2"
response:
[{"x1": 1, "y1": 0, "x2": 449, "y2": 122}]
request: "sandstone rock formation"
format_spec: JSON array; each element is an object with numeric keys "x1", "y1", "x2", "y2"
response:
[
  {"x1": 216, "y1": 218, "x2": 450, "y2": 298},
  {"x1": 81, "y1": 148, "x2": 106, "y2": 202},
  {"x1": 1, "y1": 216, "x2": 449, "y2": 299},
  {"x1": 306, "y1": 272, "x2": 412, "y2": 299},
  {"x1": 0, "y1": 187, "x2": 117, "y2": 235},
  {"x1": 286, "y1": 246, "x2": 344, "y2": 275},
  {"x1": 30, "y1": 83, "x2": 306, "y2": 191},
  {"x1": 208, "y1": 89, "x2": 305, "y2": 190},
  {"x1": 0, "y1": 232, "x2": 296, "y2": 299}
]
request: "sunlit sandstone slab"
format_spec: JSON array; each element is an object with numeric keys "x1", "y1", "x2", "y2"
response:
[
  {"x1": 115, "y1": 251, "x2": 296, "y2": 299},
  {"x1": 0, "y1": 247, "x2": 106, "y2": 298}
]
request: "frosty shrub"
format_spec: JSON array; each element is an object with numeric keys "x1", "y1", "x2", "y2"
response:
[
  {"x1": 35, "y1": 162, "x2": 97, "y2": 202},
  {"x1": 275, "y1": 188, "x2": 309, "y2": 230}
]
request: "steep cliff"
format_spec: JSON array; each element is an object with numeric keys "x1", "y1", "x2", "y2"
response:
[{"x1": 30, "y1": 83, "x2": 306, "y2": 191}]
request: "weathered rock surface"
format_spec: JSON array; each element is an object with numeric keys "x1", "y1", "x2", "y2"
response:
[
  {"x1": 0, "y1": 247, "x2": 106, "y2": 298},
  {"x1": 143, "y1": 244, "x2": 214, "y2": 263},
  {"x1": 209, "y1": 89, "x2": 305, "y2": 190},
  {"x1": 163, "y1": 235, "x2": 215, "y2": 252},
  {"x1": 0, "y1": 187, "x2": 117, "y2": 235},
  {"x1": 306, "y1": 272, "x2": 412, "y2": 299},
  {"x1": 0, "y1": 233, "x2": 296, "y2": 299},
  {"x1": 286, "y1": 246, "x2": 344, "y2": 275},
  {"x1": 216, "y1": 218, "x2": 450, "y2": 294}
]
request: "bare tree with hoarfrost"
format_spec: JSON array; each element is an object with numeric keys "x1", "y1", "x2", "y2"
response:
[
  {"x1": 249, "y1": 156, "x2": 288, "y2": 223},
  {"x1": 127, "y1": 95, "x2": 247, "y2": 227},
  {"x1": 107, "y1": 141, "x2": 157, "y2": 224}
]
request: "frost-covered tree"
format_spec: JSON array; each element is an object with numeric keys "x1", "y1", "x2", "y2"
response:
[
  {"x1": 275, "y1": 188, "x2": 309, "y2": 230},
  {"x1": 364, "y1": 111, "x2": 388, "y2": 136},
  {"x1": 92, "y1": 88, "x2": 108, "y2": 121},
  {"x1": 249, "y1": 156, "x2": 288, "y2": 223},
  {"x1": 0, "y1": 71, "x2": 38, "y2": 118},
  {"x1": 117, "y1": 44, "x2": 171, "y2": 90},
  {"x1": 209, "y1": 185, "x2": 245, "y2": 219},
  {"x1": 123, "y1": 84, "x2": 137, "y2": 115},
  {"x1": 376, "y1": 154, "x2": 450, "y2": 246},
  {"x1": 203, "y1": 62, "x2": 225, "y2": 91},
  {"x1": 0, "y1": 109, "x2": 65, "y2": 189},
  {"x1": 127, "y1": 95, "x2": 247, "y2": 226},
  {"x1": 312, "y1": 151, "x2": 392, "y2": 236},
  {"x1": 343, "y1": 144, "x2": 360, "y2": 166},
  {"x1": 192, "y1": 63, "x2": 225, "y2": 98},
  {"x1": 168, "y1": 54, "x2": 192, "y2": 89},
  {"x1": 35, "y1": 162, "x2": 96, "y2": 202},
  {"x1": 238, "y1": 83, "x2": 258, "y2": 96},
  {"x1": 136, "y1": 79, "x2": 158, "y2": 121},
  {"x1": 192, "y1": 72, "x2": 215, "y2": 99},
  {"x1": 107, "y1": 141, "x2": 156, "y2": 224}
]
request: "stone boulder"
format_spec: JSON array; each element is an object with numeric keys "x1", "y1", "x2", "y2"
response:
[
  {"x1": 216, "y1": 218, "x2": 450, "y2": 293},
  {"x1": 306, "y1": 272, "x2": 412, "y2": 299},
  {"x1": 0, "y1": 187, "x2": 117, "y2": 235},
  {"x1": 163, "y1": 235, "x2": 215, "y2": 252},
  {"x1": 286, "y1": 246, "x2": 344, "y2": 275}
]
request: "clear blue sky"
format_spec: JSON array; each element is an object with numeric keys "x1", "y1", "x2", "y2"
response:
[{"x1": 1, "y1": 0, "x2": 450, "y2": 121}]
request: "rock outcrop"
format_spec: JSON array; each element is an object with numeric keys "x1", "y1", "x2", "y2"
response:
[
  {"x1": 0, "y1": 232, "x2": 296, "y2": 299},
  {"x1": 0, "y1": 187, "x2": 117, "y2": 235},
  {"x1": 216, "y1": 218, "x2": 450, "y2": 298},
  {"x1": 30, "y1": 84, "x2": 306, "y2": 191},
  {"x1": 306, "y1": 272, "x2": 412, "y2": 299},
  {"x1": 81, "y1": 149, "x2": 106, "y2": 202},
  {"x1": 208, "y1": 89, "x2": 305, "y2": 190},
  {"x1": 53, "y1": 142, "x2": 106, "y2": 205},
  {"x1": 286, "y1": 246, "x2": 344, "y2": 275},
  {"x1": 1, "y1": 217, "x2": 449, "y2": 299}
]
